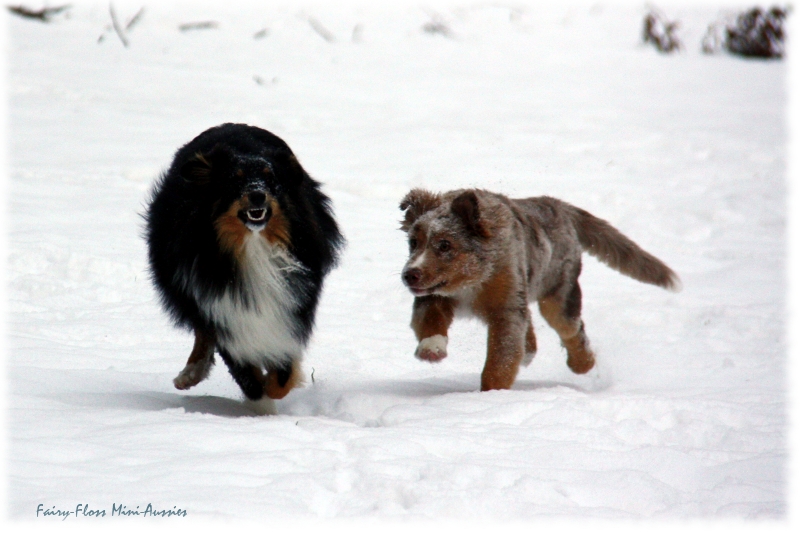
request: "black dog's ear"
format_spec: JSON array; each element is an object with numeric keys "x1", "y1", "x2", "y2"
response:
[
  {"x1": 399, "y1": 189, "x2": 441, "y2": 231},
  {"x1": 179, "y1": 145, "x2": 230, "y2": 184},
  {"x1": 179, "y1": 153, "x2": 212, "y2": 184},
  {"x1": 451, "y1": 190, "x2": 490, "y2": 238},
  {"x1": 265, "y1": 148, "x2": 306, "y2": 189}
]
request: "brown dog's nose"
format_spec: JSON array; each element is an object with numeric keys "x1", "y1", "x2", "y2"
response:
[{"x1": 403, "y1": 268, "x2": 422, "y2": 287}]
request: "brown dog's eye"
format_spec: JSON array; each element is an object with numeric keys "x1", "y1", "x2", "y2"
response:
[
  {"x1": 437, "y1": 240, "x2": 452, "y2": 253},
  {"x1": 409, "y1": 237, "x2": 418, "y2": 251}
]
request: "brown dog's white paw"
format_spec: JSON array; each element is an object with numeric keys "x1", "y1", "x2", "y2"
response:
[
  {"x1": 173, "y1": 359, "x2": 214, "y2": 390},
  {"x1": 415, "y1": 335, "x2": 448, "y2": 362}
]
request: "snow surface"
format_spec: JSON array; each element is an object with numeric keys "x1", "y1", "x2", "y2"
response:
[{"x1": 4, "y1": 0, "x2": 793, "y2": 526}]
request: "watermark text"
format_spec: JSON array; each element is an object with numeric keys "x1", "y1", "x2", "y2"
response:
[{"x1": 36, "y1": 503, "x2": 187, "y2": 519}]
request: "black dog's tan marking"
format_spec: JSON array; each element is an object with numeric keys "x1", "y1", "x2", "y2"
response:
[
  {"x1": 261, "y1": 200, "x2": 291, "y2": 247},
  {"x1": 264, "y1": 360, "x2": 303, "y2": 399},
  {"x1": 400, "y1": 188, "x2": 679, "y2": 391},
  {"x1": 214, "y1": 199, "x2": 250, "y2": 259}
]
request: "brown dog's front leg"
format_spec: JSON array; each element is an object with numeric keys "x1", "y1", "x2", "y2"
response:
[
  {"x1": 173, "y1": 327, "x2": 216, "y2": 390},
  {"x1": 411, "y1": 295, "x2": 456, "y2": 362},
  {"x1": 481, "y1": 312, "x2": 526, "y2": 391}
]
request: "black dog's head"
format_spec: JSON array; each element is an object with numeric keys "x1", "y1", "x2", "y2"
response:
[{"x1": 177, "y1": 143, "x2": 302, "y2": 256}]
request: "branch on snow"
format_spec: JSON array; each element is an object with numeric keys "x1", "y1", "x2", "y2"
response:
[
  {"x1": 179, "y1": 21, "x2": 219, "y2": 32},
  {"x1": 7, "y1": 4, "x2": 70, "y2": 22},
  {"x1": 642, "y1": 8, "x2": 682, "y2": 53},
  {"x1": 308, "y1": 17, "x2": 335, "y2": 42},
  {"x1": 109, "y1": 3, "x2": 128, "y2": 47},
  {"x1": 97, "y1": 4, "x2": 144, "y2": 46}
]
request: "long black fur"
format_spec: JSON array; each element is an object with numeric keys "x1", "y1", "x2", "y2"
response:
[{"x1": 145, "y1": 123, "x2": 343, "y2": 400}]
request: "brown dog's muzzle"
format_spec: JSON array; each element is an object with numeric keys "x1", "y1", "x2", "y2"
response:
[
  {"x1": 403, "y1": 267, "x2": 422, "y2": 288},
  {"x1": 402, "y1": 267, "x2": 447, "y2": 295}
]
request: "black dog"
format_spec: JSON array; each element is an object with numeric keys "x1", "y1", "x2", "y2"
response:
[{"x1": 145, "y1": 124, "x2": 343, "y2": 413}]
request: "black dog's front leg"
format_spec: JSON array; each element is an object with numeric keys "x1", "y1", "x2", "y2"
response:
[{"x1": 173, "y1": 326, "x2": 216, "y2": 390}]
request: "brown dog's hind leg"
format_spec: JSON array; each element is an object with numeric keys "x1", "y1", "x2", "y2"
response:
[
  {"x1": 411, "y1": 296, "x2": 456, "y2": 363},
  {"x1": 538, "y1": 282, "x2": 595, "y2": 374},
  {"x1": 521, "y1": 311, "x2": 537, "y2": 367},
  {"x1": 264, "y1": 359, "x2": 303, "y2": 399},
  {"x1": 173, "y1": 327, "x2": 216, "y2": 390}
]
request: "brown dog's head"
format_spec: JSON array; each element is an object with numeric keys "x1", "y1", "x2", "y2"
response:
[{"x1": 399, "y1": 188, "x2": 495, "y2": 297}]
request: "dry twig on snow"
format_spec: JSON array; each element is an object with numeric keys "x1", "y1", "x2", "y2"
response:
[
  {"x1": 724, "y1": 6, "x2": 788, "y2": 59},
  {"x1": 97, "y1": 4, "x2": 144, "y2": 46},
  {"x1": 308, "y1": 17, "x2": 335, "y2": 42},
  {"x1": 421, "y1": 8, "x2": 452, "y2": 38},
  {"x1": 179, "y1": 21, "x2": 219, "y2": 32},
  {"x1": 125, "y1": 6, "x2": 144, "y2": 32},
  {"x1": 642, "y1": 9, "x2": 682, "y2": 53},
  {"x1": 352, "y1": 23, "x2": 363, "y2": 43},
  {"x1": 7, "y1": 4, "x2": 70, "y2": 22},
  {"x1": 109, "y1": 3, "x2": 128, "y2": 47}
]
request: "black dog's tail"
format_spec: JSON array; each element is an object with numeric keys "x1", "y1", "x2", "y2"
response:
[{"x1": 568, "y1": 205, "x2": 681, "y2": 292}]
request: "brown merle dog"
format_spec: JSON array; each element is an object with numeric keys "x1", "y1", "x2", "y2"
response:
[{"x1": 399, "y1": 188, "x2": 679, "y2": 391}]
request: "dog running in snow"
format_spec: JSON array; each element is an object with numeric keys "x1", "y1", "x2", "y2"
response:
[
  {"x1": 399, "y1": 188, "x2": 680, "y2": 391},
  {"x1": 145, "y1": 123, "x2": 343, "y2": 414}
]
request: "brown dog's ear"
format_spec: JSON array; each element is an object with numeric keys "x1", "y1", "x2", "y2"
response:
[
  {"x1": 399, "y1": 189, "x2": 441, "y2": 231},
  {"x1": 451, "y1": 191, "x2": 491, "y2": 238}
]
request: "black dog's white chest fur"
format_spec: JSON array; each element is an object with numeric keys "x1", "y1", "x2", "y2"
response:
[{"x1": 187, "y1": 232, "x2": 306, "y2": 367}]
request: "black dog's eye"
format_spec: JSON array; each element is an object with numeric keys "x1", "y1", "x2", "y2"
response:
[
  {"x1": 409, "y1": 237, "x2": 418, "y2": 251},
  {"x1": 437, "y1": 240, "x2": 452, "y2": 253}
]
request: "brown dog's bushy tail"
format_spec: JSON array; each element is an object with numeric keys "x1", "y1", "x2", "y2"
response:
[{"x1": 569, "y1": 206, "x2": 681, "y2": 292}]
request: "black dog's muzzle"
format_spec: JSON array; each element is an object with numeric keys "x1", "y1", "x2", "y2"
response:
[{"x1": 240, "y1": 190, "x2": 272, "y2": 227}]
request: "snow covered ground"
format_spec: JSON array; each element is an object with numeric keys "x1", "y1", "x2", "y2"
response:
[{"x1": 4, "y1": 0, "x2": 793, "y2": 526}]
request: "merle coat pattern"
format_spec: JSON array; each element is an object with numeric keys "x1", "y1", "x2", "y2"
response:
[{"x1": 399, "y1": 188, "x2": 679, "y2": 391}]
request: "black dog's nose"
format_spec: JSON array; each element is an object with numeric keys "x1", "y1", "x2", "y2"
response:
[
  {"x1": 403, "y1": 268, "x2": 422, "y2": 287},
  {"x1": 248, "y1": 191, "x2": 267, "y2": 207}
]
